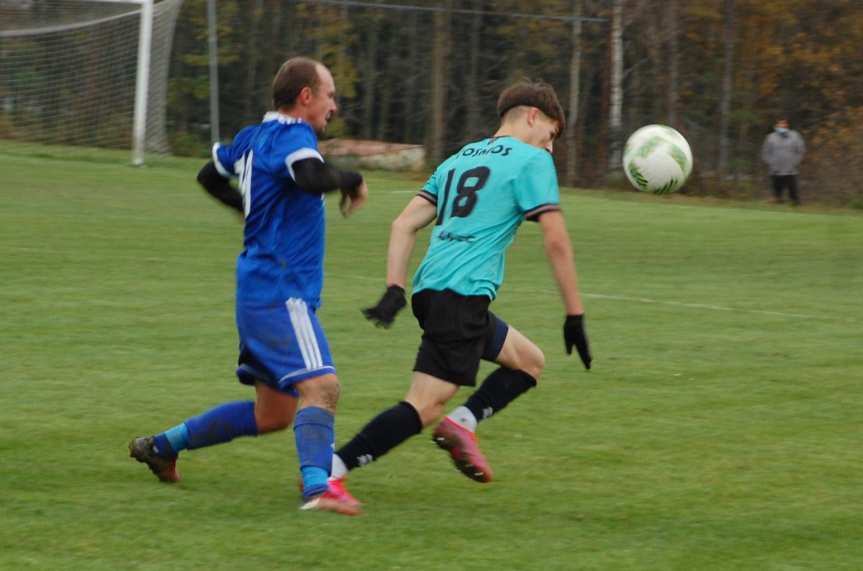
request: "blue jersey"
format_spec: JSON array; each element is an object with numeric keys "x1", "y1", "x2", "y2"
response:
[
  {"x1": 413, "y1": 136, "x2": 561, "y2": 299},
  {"x1": 213, "y1": 112, "x2": 327, "y2": 308}
]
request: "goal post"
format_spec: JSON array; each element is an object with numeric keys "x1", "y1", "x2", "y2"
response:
[
  {"x1": 0, "y1": 0, "x2": 183, "y2": 165},
  {"x1": 132, "y1": 0, "x2": 153, "y2": 166}
]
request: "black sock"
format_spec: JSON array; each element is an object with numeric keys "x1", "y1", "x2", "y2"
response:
[
  {"x1": 464, "y1": 367, "x2": 537, "y2": 422},
  {"x1": 336, "y1": 401, "x2": 422, "y2": 471}
]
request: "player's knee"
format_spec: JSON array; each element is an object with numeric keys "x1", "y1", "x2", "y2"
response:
[
  {"x1": 256, "y1": 413, "x2": 292, "y2": 434},
  {"x1": 423, "y1": 408, "x2": 446, "y2": 427},
  {"x1": 254, "y1": 400, "x2": 294, "y2": 433},
  {"x1": 523, "y1": 346, "x2": 545, "y2": 382},
  {"x1": 296, "y1": 375, "x2": 341, "y2": 413},
  {"x1": 420, "y1": 404, "x2": 446, "y2": 427},
  {"x1": 314, "y1": 379, "x2": 341, "y2": 412},
  {"x1": 405, "y1": 397, "x2": 443, "y2": 428}
]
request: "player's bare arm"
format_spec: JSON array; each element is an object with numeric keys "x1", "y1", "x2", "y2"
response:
[
  {"x1": 538, "y1": 209, "x2": 592, "y2": 368},
  {"x1": 538, "y1": 210, "x2": 583, "y2": 315},
  {"x1": 386, "y1": 196, "x2": 437, "y2": 288},
  {"x1": 362, "y1": 196, "x2": 437, "y2": 327}
]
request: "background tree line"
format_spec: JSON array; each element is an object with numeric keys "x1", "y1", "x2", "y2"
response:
[{"x1": 125, "y1": 0, "x2": 863, "y2": 205}]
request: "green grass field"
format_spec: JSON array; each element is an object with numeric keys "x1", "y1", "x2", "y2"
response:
[{"x1": 2, "y1": 144, "x2": 862, "y2": 570}]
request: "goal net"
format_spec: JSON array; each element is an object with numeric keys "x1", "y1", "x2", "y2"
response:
[{"x1": 0, "y1": 0, "x2": 183, "y2": 162}]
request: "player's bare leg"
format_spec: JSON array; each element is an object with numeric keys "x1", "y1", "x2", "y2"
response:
[
  {"x1": 404, "y1": 372, "x2": 461, "y2": 427},
  {"x1": 253, "y1": 381, "x2": 298, "y2": 432},
  {"x1": 434, "y1": 326, "x2": 544, "y2": 483},
  {"x1": 329, "y1": 372, "x2": 458, "y2": 499},
  {"x1": 493, "y1": 326, "x2": 545, "y2": 379}
]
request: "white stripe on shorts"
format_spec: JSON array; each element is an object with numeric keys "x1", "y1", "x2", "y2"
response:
[
  {"x1": 286, "y1": 298, "x2": 322, "y2": 369},
  {"x1": 297, "y1": 302, "x2": 323, "y2": 367},
  {"x1": 286, "y1": 299, "x2": 313, "y2": 368}
]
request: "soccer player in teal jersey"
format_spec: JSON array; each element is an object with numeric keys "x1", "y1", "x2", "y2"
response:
[
  {"x1": 329, "y1": 81, "x2": 592, "y2": 498},
  {"x1": 128, "y1": 57, "x2": 367, "y2": 515}
]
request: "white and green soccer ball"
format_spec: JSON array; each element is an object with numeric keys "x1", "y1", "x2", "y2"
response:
[{"x1": 623, "y1": 124, "x2": 693, "y2": 194}]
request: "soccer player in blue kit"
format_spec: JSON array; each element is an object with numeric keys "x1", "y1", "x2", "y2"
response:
[
  {"x1": 129, "y1": 57, "x2": 367, "y2": 516},
  {"x1": 328, "y1": 81, "x2": 592, "y2": 500}
]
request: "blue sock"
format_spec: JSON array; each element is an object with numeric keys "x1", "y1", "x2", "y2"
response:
[
  {"x1": 294, "y1": 406, "x2": 334, "y2": 498},
  {"x1": 173, "y1": 400, "x2": 259, "y2": 450},
  {"x1": 152, "y1": 424, "x2": 189, "y2": 457}
]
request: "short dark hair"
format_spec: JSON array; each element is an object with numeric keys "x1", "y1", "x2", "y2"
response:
[
  {"x1": 497, "y1": 80, "x2": 566, "y2": 136},
  {"x1": 272, "y1": 57, "x2": 322, "y2": 109}
]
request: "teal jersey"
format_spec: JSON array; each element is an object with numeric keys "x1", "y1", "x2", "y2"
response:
[{"x1": 413, "y1": 136, "x2": 561, "y2": 299}]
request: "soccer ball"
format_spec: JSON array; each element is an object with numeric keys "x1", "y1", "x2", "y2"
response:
[{"x1": 622, "y1": 124, "x2": 693, "y2": 194}]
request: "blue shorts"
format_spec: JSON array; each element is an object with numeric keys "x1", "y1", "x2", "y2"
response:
[{"x1": 235, "y1": 298, "x2": 335, "y2": 396}]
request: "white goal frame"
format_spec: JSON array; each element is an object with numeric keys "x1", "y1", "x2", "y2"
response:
[
  {"x1": 87, "y1": 0, "x2": 154, "y2": 166},
  {"x1": 1, "y1": 0, "x2": 170, "y2": 165}
]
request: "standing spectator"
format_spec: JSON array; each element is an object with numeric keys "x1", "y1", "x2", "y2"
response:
[{"x1": 761, "y1": 118, "x2": 806, "y2": 205}]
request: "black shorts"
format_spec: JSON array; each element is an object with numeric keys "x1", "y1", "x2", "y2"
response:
[{"x1": 411, "y1": 289, "x2": 509, "y2": 387}]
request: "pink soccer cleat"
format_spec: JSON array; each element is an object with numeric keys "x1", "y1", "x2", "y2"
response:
[
  {"x1": 300, "y1": 479, "x2": 362, "y2": 516},
  {"x1": 432, "y1": 417, "x2": 493, "y2": 483}
]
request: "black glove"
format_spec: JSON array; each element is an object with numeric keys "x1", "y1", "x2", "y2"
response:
[
  {"x1": 362, "y1": 285, "x2": 406, "y2": 328},
  {"x1": 564, "y1": 314, "x2": 592, "y2": 370}
]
